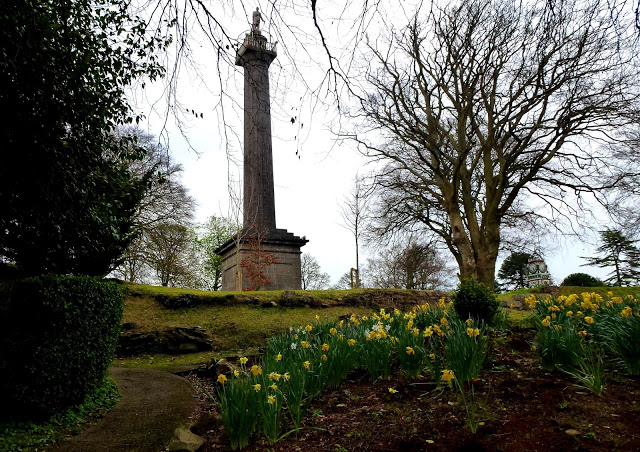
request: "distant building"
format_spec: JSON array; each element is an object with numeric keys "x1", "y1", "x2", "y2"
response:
[{"x1": 526, "y1": 256, "x2": 551, "y2": 287}]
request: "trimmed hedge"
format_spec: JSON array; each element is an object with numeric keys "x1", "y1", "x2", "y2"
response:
[
  {"x1": 0, "y1": 275, "x2": 124, "y2": 418},
  {"x1": 452, "y1": 278, "x2": 500, "y2": 325}
]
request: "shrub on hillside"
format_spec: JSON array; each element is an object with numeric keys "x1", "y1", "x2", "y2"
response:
[
  {"x1": 0, "y1": 276, "x2": 124, "y2": 418},
  {"x1": 560, "y1": 273, "x2": 605, "y2": 287},
  {"x1": 452, "y1": 278, "x2": 500, "y2": 325}
]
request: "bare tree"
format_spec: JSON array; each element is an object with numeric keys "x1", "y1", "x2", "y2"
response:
[
  {"x1": 365, "y1": 237, "x2": 453, "y2": 290},
  {"x1": 347, "y1": 0, "x2": 640, "y2": 287},
  {"x1": 112, "y1": 127, "x2": 196, "y2": 283},
  {"x1": 339, "y1": 175, "x2": 373, "y2": 288},
  {"x1": 300, "y1": 253, "x2": 331, "y2": 290},
  {"x1": 145, "y1": 222, "x2": 199, "y2": 287}
]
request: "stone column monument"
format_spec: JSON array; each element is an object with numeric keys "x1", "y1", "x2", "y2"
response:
[{"x1": 216, "y1": 12, "x2": 308, "y2": 291}]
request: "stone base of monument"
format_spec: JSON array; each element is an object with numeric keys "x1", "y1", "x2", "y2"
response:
[{"x1": 217, "y1": 229, "x2": 308, "y2": 291}]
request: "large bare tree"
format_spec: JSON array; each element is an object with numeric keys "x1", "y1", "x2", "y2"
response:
[{"x1": 346, "y1": 0, "x2": 640, "y2": 287}]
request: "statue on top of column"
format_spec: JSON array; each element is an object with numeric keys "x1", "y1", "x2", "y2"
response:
[{"x1": 252, "y1": 7, "x2": 262, "y2": 32}]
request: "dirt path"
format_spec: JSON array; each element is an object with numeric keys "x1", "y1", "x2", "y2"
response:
[{"x1": 49, "y1": 368, "x2": 197, "y2": 452}]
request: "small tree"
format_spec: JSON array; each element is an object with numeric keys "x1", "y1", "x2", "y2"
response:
[
  {"x1": 498, "y1": 252, "x2": 534, "y2": 291},
  {"x1": 300, "y1": 254, "x2": 331, "y2": 290},
  {"x1": 582, "y1": 229, "x2": 640, "y2": 286},
  {"x1": 240, "y1": 234, "x2": 278, "y2": 291},
  {"x1": 339, "y1": 176, "x2": 373, "y2": 288},
  {"x1": 196, "y1": 216, "x2": 237, "y2": 291}
]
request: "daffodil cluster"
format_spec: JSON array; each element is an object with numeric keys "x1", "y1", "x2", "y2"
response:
[
  {"x1": 216, "y1": 303, "x2": 490, "y2": 449},
  {"x1": 529, "y1": 292, "x2": 640, "y2": 375}
]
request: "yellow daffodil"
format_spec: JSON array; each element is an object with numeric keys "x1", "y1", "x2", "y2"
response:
[
  {"x1": 275, "y1": 353, "x2": 282, "y2": 361},
  {"x1": 322, "y1": 354, "x2": 328, "y2": 361},
  {"x1": 440, "y1": 317, "x2": 448, "y2": 325},
  {"x1": 268, "y1": 395, "x2": 276, "y2": 404},
  {"x1": 567, "y1": 311, "x2": 573, "y2": 316},
  {"x1": 253, "y1": 384, "x2": 261, "y2": 391},
  {"x1": 424, "y1": 327, "x2": 433, "y2": 338},
  {"x1": 429, "y1": 353, "x2": 436, "y2": 360},
  {"x1": 441, "y1": 369, "x2": 455, "y2": 382},
  {"x1": 621, "y1": 306, "x2": 633, "y2": 318},
  {"x1": 233, "y1": 370, "x2": 240, "y2": 377},
  {"x1": 269, "y1": 384, "x2": 277, "y2": 390},
  {"x1": 240, "y1": 357, "x2": 248, "y2": 365},
  {"x1": 473, "y1": 328, "x2": 480, "y2": 337},
  {"x1": 301, "y1": 341, "x2": 310, "y2": 349},
  {"x1": 578, "y1": 330, "x2": 587, "y2": 338},
  {"x1": 250, "y1": 365, "x2": 262, "y2": 376},
  {"x1": 406, "y1": 346, "x2": 415, "y2": 355},
  {"x1": 305, "y1": 324, "x2": 313, "y2": 332},
  {"x1": 330, "y1": 328, "x2": 337, "y2": 335},
  {"x1": 348, "y1": 339, "x2": 356, "y2": 346},
  {"x1": 584, "y1": 316, "x2": 594, "y2": 324},
  {"x1": 315, "y1": 315, "x2": 320, "y2": 320},
  {"x1": 283, "y1": 373, "x2": 291, "y2": 381},
  {"x1": 531, "y1": 345, "x2": 537, "y2": 352},
  {"x1": 541, "y1": 316, "x2": 551, "y2": 327},
  {"x1": 268, "y1": 372, "x2": 281, "y2": 381},
  {"x1": 217, "y1": 374, "x2": 227, "y2": 384},
  {"x1": 322, "y1": 343, "x2": 330, "y2": 351},
  {"x1": 466, "y1": 328, "x2": 475, "y2": 337},
  {"x1": 413, "y1": 327, "x2": 420, "y2": 337},
  {"x1": 303, "y1": 361, "x2": 311, "y2": 370},
  {"x1": 388, "y1": 388, "x2": 398, "y2": 394}
]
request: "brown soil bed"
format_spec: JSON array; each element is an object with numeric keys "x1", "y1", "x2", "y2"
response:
[{"x1": 186, "y1": 328, "x2": 640, "y2": 451}]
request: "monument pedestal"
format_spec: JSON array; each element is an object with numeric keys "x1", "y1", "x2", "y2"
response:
[{"x1": 217, "y1": 230, "x2": 308, "y2": 291}]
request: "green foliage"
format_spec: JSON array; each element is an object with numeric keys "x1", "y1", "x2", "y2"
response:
[
  {"x1": 0, "y1": 377, "x2": 119, "y2": 452},
  {"x1": 0, "y1": 0, "x2": 171, "y2": 276},
  {"x1": 0, "y1": 276, "x2": 124, "y2": 417},
  {"x1": 561, "y1": 273, "x2": 605, "y2": 287},
  {"x1": 533, "y1": 316, "x2": 584, "y2": 370},
  {"x1": 498, "y1": 252, "x2": 533, "y2": 290},
  {"x1": 196, "y1": 216, "x2": 237, "y2": 291},
  {"x1": 444, "y1": 318, "x2": 487, "y2": 383},
  {"x1": 452, "y1": 278, "x2": 500, "y2": 325},
  {"x1": 582, "y1": 228, "x2": 640, "y2": 287}
]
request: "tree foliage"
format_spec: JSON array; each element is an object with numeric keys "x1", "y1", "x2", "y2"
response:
[
  {"x1": 560, "y1": 273, "x2": 605, "y2": 287},
  {"x1": 349, "y1": 0, "x2": 640, "y2": 287},
  {"x1": 582, "y1": 229, "x2": 640, "y2": 286},
  {"x1": 498, "y1": 252, "x2": 534, "y2": 291},
  {"x1": 112, "y1": 128, "x2": 196, "y2": 283},
  {"x1": 196, "y1": 216, "x2": 237, "y2": 291},
  {"x1": 145, "y1": 222, "x2": 198, "y2": 287},
  {"x1": 0, "y1": 0, "x2": 170, "y2": 276}
]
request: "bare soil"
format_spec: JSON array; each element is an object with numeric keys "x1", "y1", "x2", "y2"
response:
[{"x1": 186, "y1": 327, "x2": 640, "y2": 452}]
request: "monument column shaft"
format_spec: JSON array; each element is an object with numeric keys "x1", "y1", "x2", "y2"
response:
[{"x1": 242, "y1": 53, "x2": 276, "y2": 234}]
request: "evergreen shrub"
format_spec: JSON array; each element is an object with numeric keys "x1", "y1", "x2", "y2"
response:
[
  {"x1": 452, "y1": 278, "x2": 500, "y2": 325},
  {"x1": 560, "y1": 273, "x2": 605, "y2": 287},
  {"x1": 0, "y1": 276, "x2": 124, "y2": 417}
]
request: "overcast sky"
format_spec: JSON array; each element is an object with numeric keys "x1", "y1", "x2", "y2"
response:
[{"x1": 133, "y1": 0, "x2": 613, "y2": 288}]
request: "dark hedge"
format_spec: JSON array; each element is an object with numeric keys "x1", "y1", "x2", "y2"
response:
[
  {"x1": 452, "y1": 278, "x2": 500, "y2": 325},
  {"x1": 0, "y1": 275, "x2": 124, "y2": 418}
]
